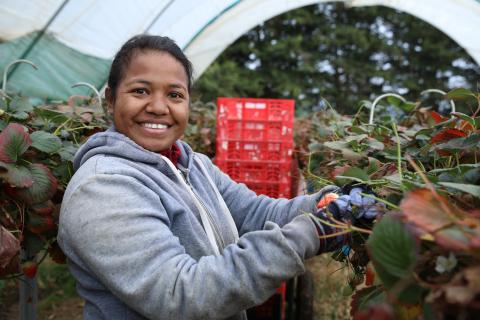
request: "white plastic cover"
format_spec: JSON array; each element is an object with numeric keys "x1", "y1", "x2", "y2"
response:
[{"x1": 0, "y1": 0, "x2": 479, "y2": 94}]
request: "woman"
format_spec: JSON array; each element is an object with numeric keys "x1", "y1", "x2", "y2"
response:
[{"x1": 58, "y1": 35, "x2": 376, "y2": 320}]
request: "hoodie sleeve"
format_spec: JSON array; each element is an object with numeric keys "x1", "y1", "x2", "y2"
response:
[
  {"x1": 59, "y1": 172, "x2": 319, "y2": 320},
  {"x1": 196, "y1": 154, "x2": 319, "y2": 234}
]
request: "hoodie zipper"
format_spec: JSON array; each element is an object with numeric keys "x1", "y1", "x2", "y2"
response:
[{"x1": 179, "y1": 168, "x2": 226, "y2": 250}]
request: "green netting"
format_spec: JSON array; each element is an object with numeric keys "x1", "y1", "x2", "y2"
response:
[{"x1": 0, "y1": 32, "x2": 110, "y2": 101}]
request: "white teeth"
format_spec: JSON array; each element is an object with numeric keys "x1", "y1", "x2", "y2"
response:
[{"x1": 142, "y1": 123, "x2": 168, "y2": 129}]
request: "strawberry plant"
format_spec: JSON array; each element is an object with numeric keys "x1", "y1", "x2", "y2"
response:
[
  {"x1": 0, "y1": 62, "x2": 109, "y2": 279},
  {"x1": 298, "y1": 88, "x2": 480, "y2": 319}
]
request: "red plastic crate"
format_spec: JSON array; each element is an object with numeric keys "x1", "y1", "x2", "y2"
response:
[
  {"x1": 245, "y1": 181, "x2": 292, "y2": 199},
  {"x1": 217, "y1": 97, "x2": 294, "y2": 122},
  {"x1": 216, "y1": 141, "x2": 293, "y2": 162},
  {"x1": 216, "y1": 97, "x2": 294, "y2": 144},
  {"x1": 215, "y1": 160, "x2": 291, "y2": 183},
  {"x1": 215, "y1": 97, "x2": 294, "y2": 199},
  {"x1": 215, "y1": 98, "x2": 294, "y2": 318},
  {"x1": 217, "y1": 119, "x2": 292, "y2": 142}
]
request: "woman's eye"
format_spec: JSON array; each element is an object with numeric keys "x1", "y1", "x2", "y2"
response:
[
  {"x1": 133, "y1": 88, "x2": 148, "y2": 95},
  {"x1": 169, "y1": 92, "x2": 183, "y2": 99}
]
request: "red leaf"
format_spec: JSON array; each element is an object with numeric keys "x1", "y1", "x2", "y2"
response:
[
  {"x1": 430, "y1": 128, "x2": 467, "y2": 144},
  {"x1": 0, "y1": 226, "x2": 20, "y2": 269},
  {"x1": 0, "y1": 161, "x2": 35, "y2": 188},
  {"x1": 27, "y1": 213, "x2": 56, "y2": 234},
  {"x1": 0, "y1": 123, "x2": 31, "y2": 163},
  {"x1": 353, "y1": 303, "x2": 394, "y2": 320},
  {"x1": 400, "y1": 189, "x2": 455, "y2": 233},
  {"x1": 436, "y1": 149, "x2": 453, "y2": 157},
  {"x1": 331, "y1": 165, "x2": 351, "y2": 179},
  {"x1": 30, "y1": 201, "x2": 55, "y2": 216},
  {"x1": 430, "y1": 111, "x2": 448, "y2": 124},
  {"x1": 365, "y1": 263, "x2": 376, "y2": 286},
  {"x1": 399, "y1": 189, "x2": 480, "y2": 252},
  {"x1": 7, "y1": 163, "x2": 58, "y2": 204}
]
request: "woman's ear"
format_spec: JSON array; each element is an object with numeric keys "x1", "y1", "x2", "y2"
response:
[{"x1": 105, "y1": 87, "x2": 114, "y2": 114}]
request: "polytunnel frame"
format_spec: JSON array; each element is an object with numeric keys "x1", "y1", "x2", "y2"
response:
[
  {"x1": 2, "y1": 0, "x2": 479, "y2": 99},
  {"x1": 183, "y1": 0, "x2": 480, "y2": 80}
]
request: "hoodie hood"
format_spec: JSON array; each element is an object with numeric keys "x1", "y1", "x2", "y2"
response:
[{"x1": 73, "y1": 126, "x2": 194, "y2": 171}]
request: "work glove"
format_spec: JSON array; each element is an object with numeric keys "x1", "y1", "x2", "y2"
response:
[
  {"x1": 311, "y1": 184, "x2": 385, "y2": 253},
  {"x1": 323, "y1": 184, "x2": 385, "y2": 225}
]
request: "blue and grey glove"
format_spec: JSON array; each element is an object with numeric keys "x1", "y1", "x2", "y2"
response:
[
  {"x1": 311, "y1": 184, "x2": 385, "y2": 253},
  {"x1": 326, "y1": 184, "x2": 385, "y2": 225}
]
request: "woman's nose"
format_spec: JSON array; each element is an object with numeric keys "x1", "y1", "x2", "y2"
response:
[{"x1": 145, "y1": 95, "x2": 169, "y2": 114}]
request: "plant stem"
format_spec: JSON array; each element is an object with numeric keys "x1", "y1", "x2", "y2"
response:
[
  {"x1": 306, "y1": 153, "x2": 333, "y2": 186},
  {"x1": 391, "y1": 122, "x2": 403, "y2": 186},
  {"x1": 455, "y1": 153, "x2": 461, "y2": 173},
  {"x1": 359, "y1": 192, "x2": 399, "y2": 209},
  {"x1": 53, "y1": 118, "x2": 72, "y2": 136}
]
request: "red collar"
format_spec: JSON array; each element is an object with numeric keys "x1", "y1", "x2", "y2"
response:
[{"x1": 159, "y1": 143, "x2": 181, "y2": 167}]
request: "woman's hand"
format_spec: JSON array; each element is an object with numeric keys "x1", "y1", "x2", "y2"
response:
[{"x1": 311, "y1": 184, "x2": 385, "y2": 253}]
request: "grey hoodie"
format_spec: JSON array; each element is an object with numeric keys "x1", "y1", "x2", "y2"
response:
[{"x1": 58, "y1": 130, "x2": 321, "y2": 320}]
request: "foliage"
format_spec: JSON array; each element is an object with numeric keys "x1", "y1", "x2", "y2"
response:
[
  {"x1": 0, "y1": 89, "x2": 108, "y2": 279},
  {"x1": 183, "y1": 100, "x2": 217, "y2": 158},
  {"x1": 299, "y1": 88, "x2": 480, "y2": 319},
  {"x1": 194, "y1": 3, "x2": 479, "y2": 114}
]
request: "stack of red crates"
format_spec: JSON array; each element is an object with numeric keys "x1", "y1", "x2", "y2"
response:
[
  {"x1": 215, "y1": 97, "x2": 295, "y2": 199},
  {"x1": 215, "y1": 97, "x2": 295, "y2": 320}
]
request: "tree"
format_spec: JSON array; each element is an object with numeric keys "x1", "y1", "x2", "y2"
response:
[{"x1": 193, "y1": 3, "x2": 480, "y2": 115}]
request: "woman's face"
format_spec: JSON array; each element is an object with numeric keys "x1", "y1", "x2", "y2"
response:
[{"x1": 107, "y1": 50, "x2": 190, "y2": 153}]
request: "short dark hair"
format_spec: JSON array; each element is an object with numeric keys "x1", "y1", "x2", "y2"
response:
[{"x1": 107, "y1": 35, "x2": 193, "y2": 100}]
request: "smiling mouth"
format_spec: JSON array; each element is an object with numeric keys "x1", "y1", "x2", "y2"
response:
[{"x1": 141, "y1": 123, "x2": 170, "y2": 129}]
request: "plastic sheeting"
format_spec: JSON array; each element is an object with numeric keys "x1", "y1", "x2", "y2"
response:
[{"x1": 0, "y1": 0, "x2": 479, "y2": 100}]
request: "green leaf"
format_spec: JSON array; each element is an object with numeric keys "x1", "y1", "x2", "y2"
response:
[
  {"x1": 33, "y1": 108, "x2": 70, "y2": 125},
  {"x1": 464, "y1": 168, "x2": 480, "y2": 185},
  {"x1": 0, "y1": 162, "x2": 34, "y2": 187},
  {"x1": 399, "y1": 101, "x2": 416, "y2": 112},
  {"x1": 9, "y1": 97, "x2": 33, "y2": 120},
  {"x1": 308, "y1": 142, "x2": 324, "y2": 152},
  {"x1": 345, "y1": 134, "x2": 368, "y2": 143},
  {"x1": 350, "y1": 285, "x2": 385, "y2": 315},
  {"x1": 9, "y1": 96, "x2": 33, "y2": 113},
  {"x1": 437, "y1": 182, "x2": 480, "y2": 198},
  {"x1": 0, "y1": 123, "x2": 31, "y2": 163},
  {"x1": 367, "y1": 215, "x2": 418, "y2": 279},
  {"x1": 57, "y1": 145, "x2": 78, "y2": 162},
  {"x1": 430, "y1": 163, "x2": 480, "y2": 174},
  {"x1": 30, "y1": 131, "x2": 62, "y2": 154},
  {"x1": 366, "y1": 138, "x2": 384, "y2": 151},
  {"x1": 0, "y1": 97, "x2": 7, "y2": 111},
  {"x1": 349, "y1": 126, "x2": 368, "y2": 134},
  {"x1": 451, "y1": 112, "x2": 475, "y2": 127},
  {"x1": 386, "y1": 95, "x2": 403, "y2": 107},
  {"x1": 9, "y1": 164, "x2": 58, "y2": 204},
  {"x1": 339, "y1": 167, "x2": 369, "y2": 182},
  {"x1": 324, "y1": 140, "x2": 349, "y2": 151},
  {"x1": 341, "y1": 148, "x2": 364, "y2": 162},
  {"x1": 446, "y1": 88, "x2": 476, "y2": 100},
  {"x1": 10, "y1": 111, "x2": 30, "y2": 120},
  {"x1": 433, "y1": 134, "x2": 480, "y2": 151}
]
